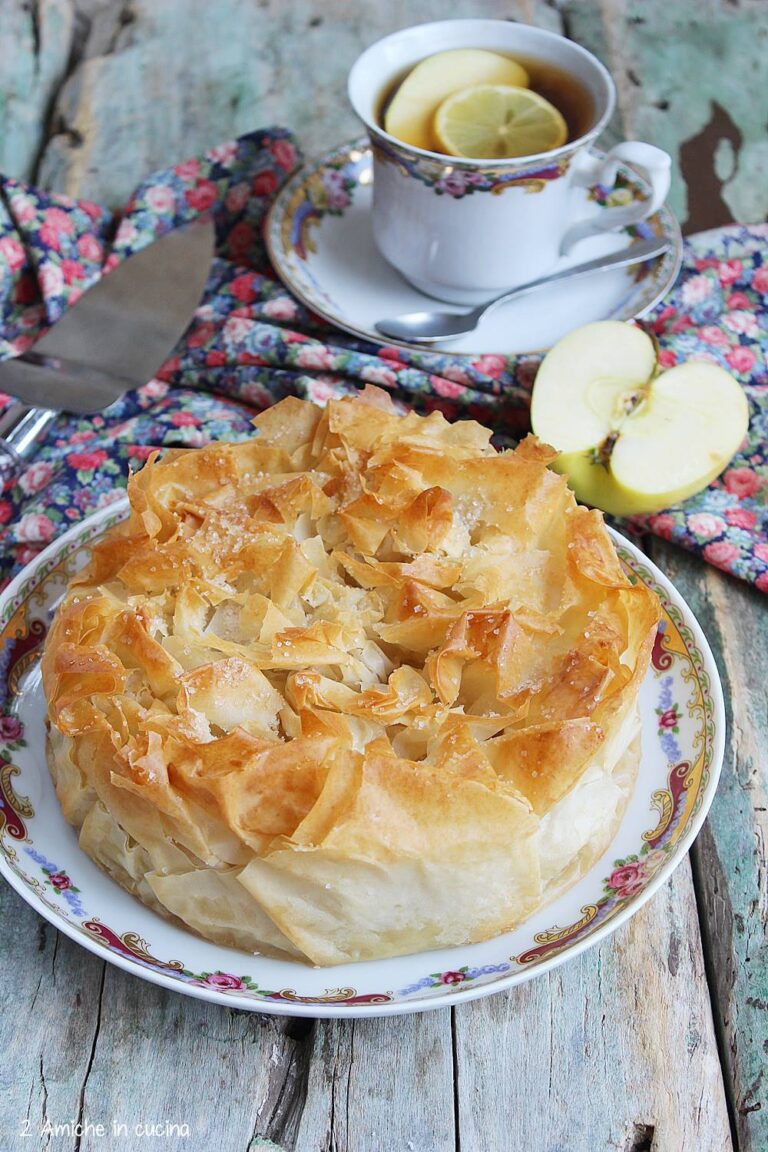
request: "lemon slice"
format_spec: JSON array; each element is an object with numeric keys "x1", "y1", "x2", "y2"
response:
[
  {"x1": 434, "y1": 84, "x2": 568, "y2": 159},
  {"x1": 384, "y1": 49, "x2": 529, "y2": 152}
]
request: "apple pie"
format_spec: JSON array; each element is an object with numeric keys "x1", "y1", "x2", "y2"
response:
[{"x1": 42, "y1": 387, "x2": 661, "y2": 965}]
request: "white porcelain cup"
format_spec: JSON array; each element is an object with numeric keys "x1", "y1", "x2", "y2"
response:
[{"x1": 348, "y1": 19, "x2": 671, "y2": 303}]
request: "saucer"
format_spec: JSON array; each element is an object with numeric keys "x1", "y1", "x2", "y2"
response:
[{"x1": 266, "y1": 139, "x2": 683, "y2": 356}]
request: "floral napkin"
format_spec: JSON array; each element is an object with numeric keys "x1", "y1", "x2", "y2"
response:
[{"x1": 0, "y1": 129, "x2": 765, "y2": 591}]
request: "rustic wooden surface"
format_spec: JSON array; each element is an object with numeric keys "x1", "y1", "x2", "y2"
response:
[
  {"x1": 644, "y1": 541, "x2": 768, "y2": 1152},
  {"x1": 0, "y1": 1, "x2": 766, "y2": 1150}
]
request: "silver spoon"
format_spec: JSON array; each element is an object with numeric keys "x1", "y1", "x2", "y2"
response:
[{"x1": 375, "y1": 237, "x2": 671, "y2": 344}]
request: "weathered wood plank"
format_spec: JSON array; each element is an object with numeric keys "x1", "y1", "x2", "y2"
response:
[
  {"x1": 454, "y1": 861, "x2": 732, "y2": 1152},
  {"x1": 647, "y1": 539, "x2": 768, "y2": 1152},
  {"x1": 72, "y1": 955, "x2": 310, "y2": 1152},
  {"x1": 0, "y1": 0, "x2": 75, "y2": 182},
  {"x1": 0, "y1": 882, "x2": 105, "y2": 1151},
  {"x1": 35, "y1": 0, "x2": 561, "y2": 207},
  {"x1": 564, "y1": 0, "x2": 768, "y2": 231},
  {"x1": 294, "y1": 1013, "x2": 456, "y2": 1152}
]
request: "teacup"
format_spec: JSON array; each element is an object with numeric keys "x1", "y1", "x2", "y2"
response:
[{"x1": 348, "y1": 19, "x2": 671, "y2": 303}]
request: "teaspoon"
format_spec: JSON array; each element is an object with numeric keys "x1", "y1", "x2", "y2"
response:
[{"x1": 375, "y1": 237, "x2": 671, "y2": 344}]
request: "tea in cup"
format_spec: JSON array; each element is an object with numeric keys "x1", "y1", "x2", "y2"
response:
[{"x1": 348, "y1": 20, "x2": 671, "y2": 303}]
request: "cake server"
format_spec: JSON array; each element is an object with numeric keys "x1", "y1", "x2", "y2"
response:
[{"x1": 0, "y1": 217, "x2": 215, "y2": 481}]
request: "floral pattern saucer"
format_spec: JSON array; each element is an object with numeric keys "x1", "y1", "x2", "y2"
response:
[
  {"x1": 0, "y1": 501, "x2": 723, "y2": 1017},
  {"x1": 265, "y1": 139, "x2": 683, "y2": 356}
]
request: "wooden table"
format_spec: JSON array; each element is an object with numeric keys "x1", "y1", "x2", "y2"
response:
[{"x1": 1, "y1": 3, "x2": 766, "y2": 1150}]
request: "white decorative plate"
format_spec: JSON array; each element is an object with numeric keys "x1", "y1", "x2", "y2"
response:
[
  {"x1": 0, "y1": 501, "x2": 723, "y2": 1017},
  {"x1": 266, "y1": 139, "x2": 683, "y2": 356}
]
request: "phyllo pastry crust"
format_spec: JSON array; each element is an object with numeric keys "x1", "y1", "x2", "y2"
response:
[{"x1": 42, "y1": 387, "x2": 661, "y2": 965}]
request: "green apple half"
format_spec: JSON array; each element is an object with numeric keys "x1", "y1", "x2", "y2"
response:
[
  {"x1": 530, "y1": 320, "x2": 749, "y2": 516},
  {"x1": 383, "y1": 49, "x2": 529, "y2": 152}
]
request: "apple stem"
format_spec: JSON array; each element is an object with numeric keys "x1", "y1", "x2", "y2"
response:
[{"x1": 591, "y1": 430, "x2": 620, "y2": 469}]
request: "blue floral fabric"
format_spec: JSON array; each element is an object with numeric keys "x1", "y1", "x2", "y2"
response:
[{"x1": 0, "y1": 130, "x2": 765, "y2": 590}]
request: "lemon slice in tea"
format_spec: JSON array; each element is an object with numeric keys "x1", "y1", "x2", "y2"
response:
[
  {"x1": 384, "y1": 50, "x2": 530, "y2": 152},
  {"x1": 434, "y1": 84, "x2": 568, "y2": 159}
]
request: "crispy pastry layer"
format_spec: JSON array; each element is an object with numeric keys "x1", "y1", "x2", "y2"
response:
[{"x1": 43, "y1": 388, "x2": 661, "y2": 965}]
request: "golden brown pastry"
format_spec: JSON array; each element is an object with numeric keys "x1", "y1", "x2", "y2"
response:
[{"x1": 42, "y1": 387, "x2": 660, "y2": 965}]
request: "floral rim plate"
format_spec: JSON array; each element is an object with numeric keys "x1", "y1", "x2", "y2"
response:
[
  {"x1": 265, "y1": 138, "x2": 683, "y2": 356},
  {"x1": 0, "y1": 500, "x2": 723, "y2": 1017}
]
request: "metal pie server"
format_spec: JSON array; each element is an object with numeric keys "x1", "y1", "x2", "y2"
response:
[{"x1": 0, "y1": 217, "x2": 215, "y2": 481}]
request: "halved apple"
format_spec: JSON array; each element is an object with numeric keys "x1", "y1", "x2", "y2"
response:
[
  {"x1": 384, "y1": 49, "x2": 529, "y2": 153},
  {"x1": 530, "y1": 320, "x2": 749, "y2": 516}
]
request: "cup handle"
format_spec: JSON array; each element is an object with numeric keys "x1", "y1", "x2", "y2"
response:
[{"x1": 560, "y1": 142, "x2": 672, "y2": 255}]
